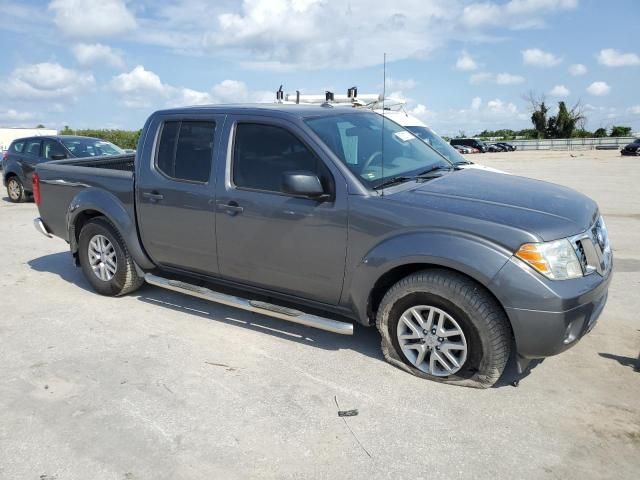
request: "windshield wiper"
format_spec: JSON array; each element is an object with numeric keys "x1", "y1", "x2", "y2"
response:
[
  {"x1": 372, "y1": 176, "x2": 416, "y2": 190},
  {"x1": 415, "y1": 164, "x2": 454, "y2": 176},
  {"x1": 373, "y1": 165, "x2": 454, "y2": 190}
]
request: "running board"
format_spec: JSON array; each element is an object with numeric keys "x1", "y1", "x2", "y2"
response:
[{"x1": 144, "y1": 273, "x2": 353, "y2": 335}]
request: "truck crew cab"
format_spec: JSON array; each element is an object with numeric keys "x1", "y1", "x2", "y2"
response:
[{"x1": 32, "y1": 104, "x2": 612, "y2": 388}]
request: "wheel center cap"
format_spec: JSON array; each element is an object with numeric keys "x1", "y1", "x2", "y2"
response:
[{"x1": 424, "y1": 334, "x2": 439, "y2": 348}]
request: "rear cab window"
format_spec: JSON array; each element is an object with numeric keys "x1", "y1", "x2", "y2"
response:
[{"x1": 155, "y1": 120, "x2": 216, "y2": 183}]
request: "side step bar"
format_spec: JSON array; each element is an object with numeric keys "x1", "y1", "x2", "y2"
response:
[{"x1": 144, "y1": 273, "x2": 354, "y2": 335}]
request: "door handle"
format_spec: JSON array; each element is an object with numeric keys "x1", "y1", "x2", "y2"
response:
[
  {"x1": 143, "y1": 192, "x2": 164, "y2": 202},
  {"x1": 217, "y1": 201, "x2": 244, "y2": 215}
]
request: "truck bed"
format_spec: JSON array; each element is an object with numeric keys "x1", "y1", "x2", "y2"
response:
[{"x1": 36, "y1": 154, "x2": 137, "y2": 241}]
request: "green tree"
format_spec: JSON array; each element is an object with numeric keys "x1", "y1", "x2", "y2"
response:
[
  {"x1": 36, "y1": 124, "x2": 45, "y2": 128},
  {"x1": 610, "y1": 125, "x2": 632, "y2": 137},
  {"x1": 593, "y1": 128, "x2": 607, "y2": 137},
  {"x1": 57, "y1": 127, "x2": 141, "y2": 149}
]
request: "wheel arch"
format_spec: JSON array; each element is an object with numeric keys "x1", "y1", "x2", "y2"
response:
[
  {"x1": 345, "y1": 231, "x2": 514, "y2": 327},
  {"x1": 67, "y1": 188, "x2": 154, "y2": 270}
]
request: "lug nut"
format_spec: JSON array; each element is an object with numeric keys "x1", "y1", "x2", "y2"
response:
[
  {"x1": 422, "y1": 329, "x2": 428, "y2": 334},
  {"x1": 435, "y1": 346, "x2": 440, "y2": 350},
  {"x1": 438, "y1": 337, "x2": 444, "y2": 342},
  {"x1": 431, "y1": 329, "x2": 436, "y2": 334}
]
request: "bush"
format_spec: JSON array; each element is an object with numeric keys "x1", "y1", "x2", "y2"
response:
[{"x1": 59, "y1": 126, "x2": 142, "y2": 150}]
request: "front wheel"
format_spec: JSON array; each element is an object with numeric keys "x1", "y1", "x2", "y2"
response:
[
  {"x1": 78, "y1": 217, "x2": 144, "y2": 296},
  {"x1": 376, "y1": 269, "x2": 511, "y2": 388},
  {"x1": 7, "y1": 177, "x2": 26, "y2": 203}
]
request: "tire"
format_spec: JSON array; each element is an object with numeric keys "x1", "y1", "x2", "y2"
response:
[
  {"x1": 6, "y1": 176, "x2": 26, "y2": 203},
  {"x1": 376, "y1": 269, "x2": 511, "y2": 388},
  {"x1": 78, "y1": 217, "x2": 144, "y2": 296}
]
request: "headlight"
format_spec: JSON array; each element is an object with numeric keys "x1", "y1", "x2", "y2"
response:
[{"x1": 515, "y1": 238, "x2": 583, "y2": 280}]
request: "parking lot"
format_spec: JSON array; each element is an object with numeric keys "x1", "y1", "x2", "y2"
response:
[{"x1": 0, "y1": 149, "x2": 638, "y2": 479}]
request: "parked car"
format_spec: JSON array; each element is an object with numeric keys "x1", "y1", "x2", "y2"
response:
[
  {"x1": 450, "y1": 138, "x2": 489, "y2": 153},
  {"x1": 33, "y1": 105, "x2": 612, "y2": 388},
  {"x1": 487, "y1": 143, "x2": 508, "y2": 152},
  {"x1": 2, "y1": 135, "x2": 124, "y2": 202},
  {"x1": 621, "y1": 138, "x2": 640, "y2": 156},
  {"x1": 496, "y1": 142, "x2": 517, "y2": 151}
]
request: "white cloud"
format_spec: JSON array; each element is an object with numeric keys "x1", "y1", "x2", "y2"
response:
[
  {"x1": 461, "y1": 0, "x2": 577, "y2": 29},
  {"x1": 422, "y1": 97, "x2": 528, "y2": 136},
  {"x1": 455, "y1": 51, "x2": 478, "y2": 71},
  {"x1": 202, "y1": 0, "x2": 455, "y2": 70},
  {"x1": 568, "y1": 63, "x2": 587, "y2": 76},
  {"x1": 522, "y1": 48, "x2": 562, "y2": 67},
  {"x1": 495, "y1": 73, "x2": 525, "y2": 85},
  {"x1": 597, "y1": 48, "x2": 640, "y2": 67},
  {"x1": 549, "y1": 85, "x2": 570, "y2": 97},
  {"x1": 385, "y1": 77, "x2": 418, "y2": 90},
  {"x1": 72, "y1": 43, "x2": 124, "y2": 68},
  {"x1": 110, "y1": 65, "x2": 272, "y2": 108},
  {"x1": 470, "y1": 72, "x2": 525, "y2": 85},
  {"x1": 628, "y1": 105, "x2": 640, "y2": 115},
  {"x1": 49, "y1": 0, "x2": 136, "y2": 37},
  {"x1": 1, "y1": 62, "x2": 95, "y2": 100},
  {"x1": 487, "y1": 98, "x2": 518, "y2": 114},
  {"x1": 586, "y1": 81, "x2": 611, "y2": 96},
  {"x1": 0, "y1": 108, "x2": 34, "y2": 122},
  {"x1": 469, "y1": 72, "x2": 493, "y2": 84}
]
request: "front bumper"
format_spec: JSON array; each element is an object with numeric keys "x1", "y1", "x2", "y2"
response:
[{"x1": 489, "y1": 256, "x2": 612, "y2": 358}]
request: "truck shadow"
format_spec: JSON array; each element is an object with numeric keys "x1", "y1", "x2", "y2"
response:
[
  {"x1": 27, "y1": 251, "x2": 93, "y2": 293},
  {"x1": 26, "y1": 251, "x2": 534, "y2": 386},
  {"x1": 135, "y1": 285, "x2": 385, "y2": 360},
  {"x1": 599, "y1": 352, "x2": 640, "y2": 372}
]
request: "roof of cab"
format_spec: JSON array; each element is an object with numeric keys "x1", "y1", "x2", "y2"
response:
[{"x1": 152, "y1": 103, "x2": 376, "y2": 120}]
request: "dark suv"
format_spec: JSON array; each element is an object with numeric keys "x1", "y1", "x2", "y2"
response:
[
  {"x1": 450, "y1": 138, "x2": 488, "y2": 153},
  {"x1": 2, "y1": 135, "x2": 124, "y2": 202},
  {"x1": 621, "y1": 138, "x2": 640, "y2": 156}
]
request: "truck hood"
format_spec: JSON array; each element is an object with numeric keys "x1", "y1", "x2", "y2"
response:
[{"x1": 389, "y1": 169, "x2": 598, "y2": 241}]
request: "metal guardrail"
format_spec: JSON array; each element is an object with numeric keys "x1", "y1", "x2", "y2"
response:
[{"x1": 503, "y1": 137, "x2": 635, "y2": 151}]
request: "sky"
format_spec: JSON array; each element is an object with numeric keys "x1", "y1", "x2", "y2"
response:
[{"x1": 0, "y1": 0, "x2": 639, "y2": 136}]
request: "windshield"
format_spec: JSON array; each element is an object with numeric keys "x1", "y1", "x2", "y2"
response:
[
  {"x1": 404, "y1": 126, "x2": 468, "y2": 164},
  {"x1": 60, "y1": 138, "x2": 124, "y2": 157},
  {"x1": 305, "y1": 112, "x2": 451, "y2": 188}
]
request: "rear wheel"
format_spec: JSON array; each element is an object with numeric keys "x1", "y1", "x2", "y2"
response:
[
  {"x1": 7, "y1": 177, "x2": 26, "y2": 203},
  {"x1": 78, "y1": 217, "x2": 144, "y2": 296},
  {"x1": 376, "y1": 269, "x2": 511, "y2": 388}
]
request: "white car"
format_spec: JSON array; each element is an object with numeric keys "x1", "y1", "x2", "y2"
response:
[{"x1": 375, "y1": 110, "x2": 507, "y2": 174}]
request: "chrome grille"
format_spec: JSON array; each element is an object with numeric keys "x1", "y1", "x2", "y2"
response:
[{"x1": 570, "y1": 216, "x2": 612, "y2": 276}]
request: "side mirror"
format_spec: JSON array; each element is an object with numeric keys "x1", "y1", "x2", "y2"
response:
[
  {"x1": 50, "y1": 153, "x2": 67, "y2": 160},
  {"x1": 282, "y1": 171, "x2": 329, "y2": 200}
]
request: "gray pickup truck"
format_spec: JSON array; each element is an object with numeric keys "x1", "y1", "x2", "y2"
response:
[{"x1": 33, "y1": 105, "x2": 612, "y2": 388}]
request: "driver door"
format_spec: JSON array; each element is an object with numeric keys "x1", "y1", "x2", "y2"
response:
[{"x1": 215, "y1": 116, "x2": 349, "y2": 304}]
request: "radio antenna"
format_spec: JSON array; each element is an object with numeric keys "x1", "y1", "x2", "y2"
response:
[{"x1": 381, "y1": 52, "x2": 386, "y2": 197}]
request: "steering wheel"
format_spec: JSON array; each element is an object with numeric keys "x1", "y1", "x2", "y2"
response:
[{"x1": 361, "y1": 151, "x2": 383, "y2": 171}]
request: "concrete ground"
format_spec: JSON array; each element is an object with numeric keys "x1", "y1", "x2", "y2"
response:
[{"x1": 0, "y1": 149, "x2": 638, "y2": 479}]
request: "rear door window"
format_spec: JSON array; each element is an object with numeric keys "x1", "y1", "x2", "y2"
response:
[
  {"x1": 156, "y1": 120, "x2": 215, "y2": 183},
  {"x1": 24, "y1": 139, "x2": 42, "y2": 157}
]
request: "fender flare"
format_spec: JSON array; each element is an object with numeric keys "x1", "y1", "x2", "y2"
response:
[
  {"x1": 344, "y1": 230, "x2": 513, "y2": 325},
  {"x1": 67, "y1": 187, "x2": 155, "y2": 270}
]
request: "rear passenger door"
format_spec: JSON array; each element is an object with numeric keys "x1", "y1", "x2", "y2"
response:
[
  {"x1": 214, "y1": 116, "x2": 348, "y2": 304},
  {"x1": 136, "y1": 114, "x2": 224, "y2": 274}
]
